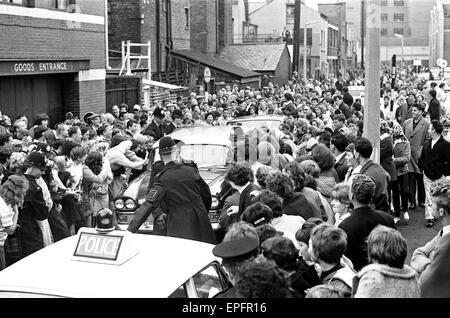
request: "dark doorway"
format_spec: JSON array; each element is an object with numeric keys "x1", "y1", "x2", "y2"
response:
[{"x1": 0, "y1": 74, "x2": 70, "y2": 127}]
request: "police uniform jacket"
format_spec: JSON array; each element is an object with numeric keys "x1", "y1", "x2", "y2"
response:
[
  {"x1": 164, "y1": 122, "x2": 177, "y2": 135},
  {"x1": 18, "y1": 174, "x2": 49, "y2": 258},
  {"x1": 128, "y1": 160, "x2": 216, "y2": 244},
  {"x1": 143, "y1": 120, "x2": 165, "y2": 141}
]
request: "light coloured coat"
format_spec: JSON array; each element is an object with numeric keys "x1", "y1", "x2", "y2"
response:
[
  {"x1": 402, "y1": 117, "x2": 430, "y2": 174},
  {"x1": 353, "y1": 263, "x2": 420, "y2": 298}
]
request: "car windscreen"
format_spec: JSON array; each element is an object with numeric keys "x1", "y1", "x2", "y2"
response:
[
  {"x1": 180, "y1": 144, "x2": 230, "y2": 168},
  {"x1": 229, "y1": 120, "x2": 282, "y2": 133}
]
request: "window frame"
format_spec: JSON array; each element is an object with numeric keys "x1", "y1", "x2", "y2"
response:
[
  {"x1": 393, "y1": 27, "x2": 404, "y2": 35},
  {"x1": 393, "y1": 13, "x2": 404, "y2": 22},
  {"x1": 184, "y1": 7, "x2": 190, "y2": 30}
]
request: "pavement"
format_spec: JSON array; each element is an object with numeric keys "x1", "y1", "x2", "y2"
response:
[{"x1": 397, "y1": 206, "x2": 441, "y2": 264}]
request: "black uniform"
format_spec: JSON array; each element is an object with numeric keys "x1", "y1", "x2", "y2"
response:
[
  {"x1": 18, "y1": 175, "x2": 49, "y2": 258},
  {"x1": 143, "y1": 120, "x2": 165, "y2": 141},
  {"x1": 128, "y1": 160, "x2": 216, "y2": 244}
]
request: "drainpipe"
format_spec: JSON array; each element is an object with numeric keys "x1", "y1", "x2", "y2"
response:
[
  {"x1": 156, "y1": 0, "x2": 161, "y2": 73},
  {"x1": 105, "y1": 0, "x2": 110, "y2": 70}
]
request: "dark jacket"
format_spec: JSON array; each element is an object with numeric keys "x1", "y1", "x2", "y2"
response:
[
  {"x1": 428, "y1": 97, "x2": 441, "y2": 122},
  {"x1": 419, "y1": 136, "x2": 450, "y2": 180},
  {"x1": 343, "y1": 92, "x2": 354, "y2": 107},
  {"x1": 127, "y1": 160, "x2": 216, "y2": 244},
  {"x1": 143, "y1": 120, "x2": 165, "y2": 141},
  {"x1": 380, "y1": 135, "x2": 397, "y2": 182},
  {"x1": 164, "y1": 122, "x2": 177, "y2": 135},
  {"x1": 282, "y1": 192, "x2": 317, "y2": 220},
  {"x1": 335, "y1": 152, "x2": 352, "y2": 182},
  {"x1": 360, "y1": 160, "x2": 390, "y2": 213},
  {"x1": 238, "y1": 183, "x2": 260, "y2": 215},
  {"x1": 339, "y1": 102, "x2": 353, "y2": 119},
  {"x1": 420, "y1": 233, "x2": 450, "y2": 298},
  {"x1": 338, "y1": 206, "x2": 395, "y2": 271},
  {"x1": 393, "y1": 139, "x2": 411, "y2": 176},
  {"x1": 18, "y1": 175, "x2": 49, "y2": 258}
]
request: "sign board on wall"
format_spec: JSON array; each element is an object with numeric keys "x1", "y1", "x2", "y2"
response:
[{"x1": 0, "y1": 60, "x2": 90, "y2": 76}]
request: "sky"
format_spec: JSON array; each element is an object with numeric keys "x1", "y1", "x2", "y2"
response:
[{"x1": 247, "y1": 0, "x2": 342, "y2": 11}]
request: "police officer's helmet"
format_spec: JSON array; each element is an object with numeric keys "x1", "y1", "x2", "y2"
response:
[
  {"x1": 95, "y1": 208, "x2": 115, "y2": 233},
  {"x1": 159, "y1": 136, "x2": 178, "y2": 155}
]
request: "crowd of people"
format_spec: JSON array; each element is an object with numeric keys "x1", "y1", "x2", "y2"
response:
[{"x1": 0, "y1": 67, "x2": 450, "y2": 298}]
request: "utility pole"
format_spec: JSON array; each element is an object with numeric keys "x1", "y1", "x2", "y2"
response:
[
  {"x1": 361, "y1": 0, "x2": 365, "y2": 69},
  {"x1": 293, "y1": 0, "x2": 301, "y2": 74},
  {"x1": 363, "y1": 0, "x2": 381, "y2": 164}
]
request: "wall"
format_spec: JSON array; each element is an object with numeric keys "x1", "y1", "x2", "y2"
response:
[
  {"x1": 0, "y1": 0, "x2": 106, "y2": 117},
  {"x1": 232, "y1": 0, "x2": 247, "y2": 43},
  {"x1": 190, "y1": 0, "x2": 218, "y2": 54},
  {"x1": 218, "y1": 0, "x2": 233, "y2": 49},
  {"x1": 108, "y1": 0, "x2": 140, "y2": 52},
  {"x1": 274, "y1": 47, "x2": 292, "y2": 85}
]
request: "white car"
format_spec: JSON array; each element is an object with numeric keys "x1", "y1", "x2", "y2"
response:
[
  {"x1": 227, "y1": 115, "x2": 286, "y2": 134},
  {"x1": 0, "y1": 228, "x2": 231, "y2": 298}
]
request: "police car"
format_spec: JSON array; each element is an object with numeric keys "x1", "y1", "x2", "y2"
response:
[
  {"x1": 0, "y1": 212, "x2": 231, "y2": 298},
  {"x1": 114, "y1": 126, "x2": 237, "y2": 235}
]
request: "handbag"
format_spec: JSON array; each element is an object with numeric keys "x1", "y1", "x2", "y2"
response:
[{"x1": 4, "y1": 227, "x2": 23, "y2": 263}]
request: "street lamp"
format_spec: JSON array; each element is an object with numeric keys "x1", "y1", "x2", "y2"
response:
[
  {"x1": 304, "y1": 20, "x2": 319, "y2": 83},
  {"x1": 394, "y1": 33, "x2": 404, "y2": 69}
]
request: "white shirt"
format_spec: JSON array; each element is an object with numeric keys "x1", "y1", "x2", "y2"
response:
[
  {"x1": 431, "y1": 137, "x2": 439, "y2": 150},
  {"x1": 442, "y1": 224, "x2": 450, "y2": 238},
  {"x1": 335, "y1": 152, "x2": 346, "y2": 164},
  {"x1": 334, "y1": 212, "x2": 351, "y2": 226},
  {"x1": 238, "y1": 182, "x2": 251, "y2": 194}
]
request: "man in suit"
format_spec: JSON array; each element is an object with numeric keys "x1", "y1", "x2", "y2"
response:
[
  {"x1": 419, "y1": 120, "x2": 450, "y2": 227},
  {"x1": 339, "y1": 174, "x2": 395, "y2": 271},
  {"x1": 165, "y1": 109, "x2": 183, "y2": 135},
  {"x1": 419, "y1": 178, "x2": 450, "y2": 297},
  {"x1": 333, "y1": 95, "x2": 352, "y2": 120},
  {"x1": 142, "y1": 107, "x2": 166, "y2": 141},
  {"x1": 397, "y1": 92, "x2": 416, "y2": 126},
  {"x1": 224, "y1": 163, "x2": 260, "y2": 217},
  {"x1": 403, "y1": 103, "x2": 429, "y2": 210},
  {"x1": 331, "y1": 132, "x2": 352, "y2": 182},
  {"x1": 127, "y1": 136, "x2": 216, "y2": 244},
  {"x1": 350, "y1": 137, "x2": 390, "y2": 213}
]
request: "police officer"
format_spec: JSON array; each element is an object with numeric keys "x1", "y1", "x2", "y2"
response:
[
  {"x1": 212, "y1": 237, "x2": 260, "y2": 298},
  {"x1": 127, "y1": 136, "x2": 216, "y2": 244},
  {"x1": 143, "y1": 107, "x2": 166, "y2": 141}
]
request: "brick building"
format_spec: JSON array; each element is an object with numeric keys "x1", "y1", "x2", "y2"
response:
[{"x1": 0, "y1": 0, "x2": 106, "y2": 125}]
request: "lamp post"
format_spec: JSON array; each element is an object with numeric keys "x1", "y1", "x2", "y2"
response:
[
  {"x1": 303, "y1": 21, "x2": 319, "y2": 83},
  {"x1": 394, "y1": 33, "x2": 404, "y2": 69}
]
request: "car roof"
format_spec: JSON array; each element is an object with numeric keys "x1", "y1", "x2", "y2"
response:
[
  {"x1": 0, "y1": 232, "x2": 217, "y2": 298},
  {"x1": 227, "y1": 115, "x2": 285, "y2": 123},
  {"x1": 154, "y1": 126, "x2": 233, "y2": 148}
]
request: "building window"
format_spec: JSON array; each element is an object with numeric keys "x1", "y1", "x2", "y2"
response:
[
  {"x1": 381, "y1": 13, "x2": 388, "y2": 21},
  {"x1": 393, "y1": 13, "x2": 404, "y2": 21},
  {"x1": 185, "y1": 7, "x2": 190, "y2": 29},
  {"x1": 393, "y1": 28, "x2": 404, "y2": 35},
  {"x1": 394, "y1": 0, "x2": 404, "y2": 6},
  {"x1": 380, "y1": 28, "x2": 388, "y2": 36},
  {"x1": 1, "y1": 0, "x2": 77, "y2": 10},
  {"x1": 380, "y1": 0, "x2": 388, "y2": 6},
  {"x1": 300, "y1": 28, "x2": 312, "y2": 46}
]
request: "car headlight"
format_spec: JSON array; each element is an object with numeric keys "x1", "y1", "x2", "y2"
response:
[
  {"x1": 115, "y1": 199, "x2": 124, "y2": 210},
  {"x1": 211, "y1": 196, "x2": 219, "y2": 209},
  {"x1": 125, "y1": 198, "x2": 136, "y2": 210}
]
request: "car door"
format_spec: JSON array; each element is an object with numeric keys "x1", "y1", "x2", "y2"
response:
[{"x1": 188, "y1": 262, "x2": 231, "y2": 298}]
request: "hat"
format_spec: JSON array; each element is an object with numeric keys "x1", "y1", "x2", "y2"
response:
[
  {"x1": 159, "y1": 136, "x2": 177, "y2": 155},
  {"x1": 153, "y1": 107, "x2": 165, "y2": 119},
  {"x1": 212, "y1": 237, "x2": 259, "y2": 265},
  {"x1": 306, "y1": 138, "x2": 318, "y2": 151},
  {"x1": 26, "y1": 151, "x2": 46, "y2": 170},
  {"x1": 172, "y1": 109, "x2": 183, "y2": 119},
  {"x1": 133, "y1": 104, "x2": 141, "y2": 111},
  {"x1": 83, "y1": 112, "x2": 94, "y2": 123}
]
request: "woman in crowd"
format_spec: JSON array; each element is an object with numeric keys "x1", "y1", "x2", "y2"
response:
[
  {"x1": 353, "y1": 225, "x2": 420, "y2": 298},
  {"x1": 0, "y1": 175, "x2": 29, "y2": 269},
  {"x1": 331, "y1": 183, "x2": 352, "y2": 226}
]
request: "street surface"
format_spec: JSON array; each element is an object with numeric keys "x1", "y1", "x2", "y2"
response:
[{"x1": 399, "y1": 206, "x2": 440, "y2": 264}]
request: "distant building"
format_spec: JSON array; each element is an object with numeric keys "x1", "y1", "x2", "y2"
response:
[
  {"x1": 345, "y1": 0, "x2": 433, "y2": 67},
  {"x1": 429, "y1": 0, "x2": 450, "y2": 68}
]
